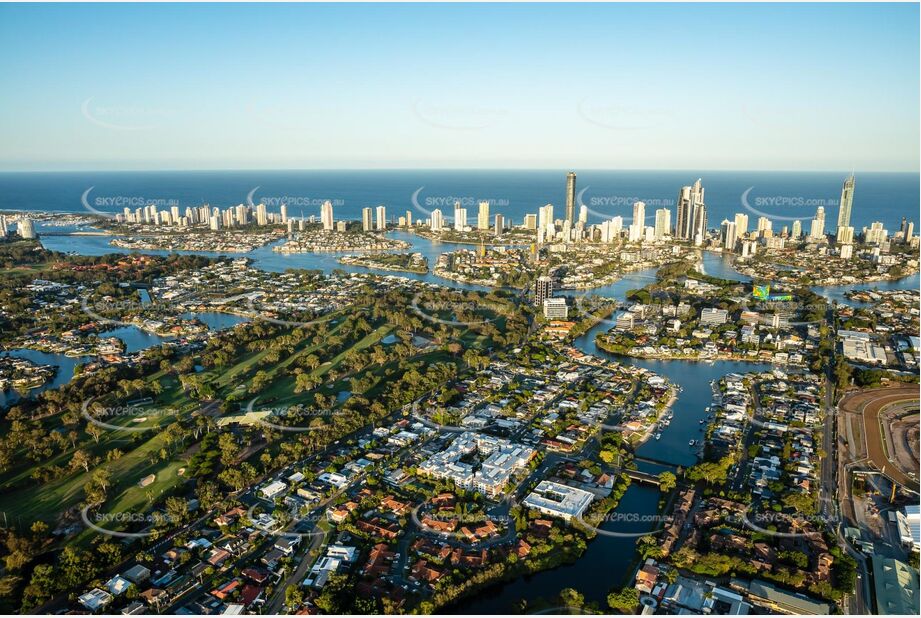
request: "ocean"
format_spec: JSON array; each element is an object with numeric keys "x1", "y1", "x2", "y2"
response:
[{"x1": 0, "y1": 170, "x2": 917, "y2": 232}]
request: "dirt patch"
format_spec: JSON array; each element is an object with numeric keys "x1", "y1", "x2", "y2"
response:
[{"x1": 888, "y1": 411, "x2": 919, "y2": 478}]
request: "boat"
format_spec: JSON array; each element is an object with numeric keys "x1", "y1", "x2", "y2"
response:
[
  {"x1": 654, "y1": 432, "x2": 661, "y2": 440},
  {"x1": 688, "y1": 439, "x2": 696, "y2": 446}
]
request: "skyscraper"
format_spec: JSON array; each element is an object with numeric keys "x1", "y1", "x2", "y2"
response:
[
  {"x1": 454, "y1": 207, "x2": 467, "y2": 231},
  {"x1": 692, "y1": 203, "x2": 707, "y2": 245},
  {"x1": 538, "y1": 203, "x2": 554, "y2": 231},
  {"x1": 791, "y1": 220, "x2": 802, "y2": 239},
  {"x1": 256, "y1": 203, "x2": 268, "y2": 226},
  {"x1": 477, "y1": 201, "x2": 490, "y2": 230},
  {"x1": 734, "y1": 213, "x2": 749, "y2": 238},
  {"x1": 375, "y1": 205, "x2": 387, "y2": 231},
  {"x1": 538, "y1": 203, "x2": 555, "y2": 242},
  {"x1": 279, "y1": 204, "x2": 288, "y2": 224},
  {"x1": 431, "y1": 209, "x2": 444, "y2": 232},
  {"x1": 321, "y1": 200, "x2": 334, "y2": 231},
  {"x1": 628, "y1": 201, "x2": 646, "y2": 242},
  {"x1": 809, "y1": 206, "x2": 825, "y2": 240},
  {"x1": 675, "y1": 178, "x2": 705, "y2": 241},
  {"x1": 836, "y1": 174, "x2": 855, "y2": 236},
  {"x1": 654, "y1": 208, "x2": 671, "y2": 239},
  {"x1": 565, "y1": 172, "x2": 576, "y2": 224},
  {"x1": 524, "y1": 213, "x2": 537, "y2": 230},
  {"x1": 362, "y1": 207, "x2": 373, "y2": 232},
  {"x1": 720, "y1": 219, "x2": 737, "y2": 251},
  {"x1": 494, "y1": 214, "x2": 505, "y2": 236}
]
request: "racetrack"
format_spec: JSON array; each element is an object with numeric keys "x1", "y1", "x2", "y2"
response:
[{"x1": 839, "y1": 385, "x2": 920, "y2": 493}]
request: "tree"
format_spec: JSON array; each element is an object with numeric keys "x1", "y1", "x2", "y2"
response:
[
  {"x1": 607, "y1": 587, "x2": 639, "y2": 612},
  {"x1": 218, "y1": 432, "x2": 240, "y2": 465},
  {"x1": 658, "y1": 471, "x2": 677, "y2": 493},
  {"x1": 285, "y1": 584, "x2": 303, "y2": 609},
  {"x1": 165, "y1": 496, "x2": 189, "y2": 526},
  {"x1": 558, "y1": 588, "x2": 585, "y2": 610}
]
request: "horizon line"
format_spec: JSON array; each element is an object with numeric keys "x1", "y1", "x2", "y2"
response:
[{"x1": 0, "y1": 167, "x2": 918, "y2": 175}]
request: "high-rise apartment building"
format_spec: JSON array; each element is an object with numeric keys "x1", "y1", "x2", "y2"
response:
[
  {"x1": 477, "y1": 201, "x2": 490, "y2": 230},
  {"x1": 654, "y1": 208, "x2": 671, "y2": 239},
  {"x1": 809, "y1": 206, "x2": 825, "y2": 240},
  {"x1": 431, "y1": 209, "x2": 444, "y2": 232},
  {"x1": 321, "y1": 200, "x2": 334, "y2": 231},
  {"x1": 565, "y1": 172, "x2": 576, "y2": 224},
  {"x1": 534, "y1": 276, "x2": 553, "y2": 307},
  {"x1": 675, "y1": 178, "x2": 705, "y2": 241}
]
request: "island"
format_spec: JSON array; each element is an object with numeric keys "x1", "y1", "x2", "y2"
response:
[{"x1": 338, "y1": 252, "x2": 428, "y2": 274}]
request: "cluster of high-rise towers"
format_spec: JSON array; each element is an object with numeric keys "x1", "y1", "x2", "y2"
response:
[{"x1": 94, "y1": 172, "x2": 915, "y2": 259}]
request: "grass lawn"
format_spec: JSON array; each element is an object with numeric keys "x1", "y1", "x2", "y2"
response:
[{"x1": 0, "y1": 408, "x2": 189, "y2": 523}]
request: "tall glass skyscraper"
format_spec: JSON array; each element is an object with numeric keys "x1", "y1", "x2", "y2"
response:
[
  {"x1": 565, "y1": 172, "x2": 577, "y2": 224},
  {"x1": 836, "y1": 174, "x2": 855, "y2": 242},
  {"x1": 675, "y1": 178, "x2": 706, "y2": 241}
]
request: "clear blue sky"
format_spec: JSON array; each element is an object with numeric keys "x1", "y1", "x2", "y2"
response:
[{"x1": 0, "y1": 2, "x2": 917, "y2": 172}]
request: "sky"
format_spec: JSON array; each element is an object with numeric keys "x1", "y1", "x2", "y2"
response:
[{"x1": 0, "y1": 2, "x2": 918, "y2": 172}]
